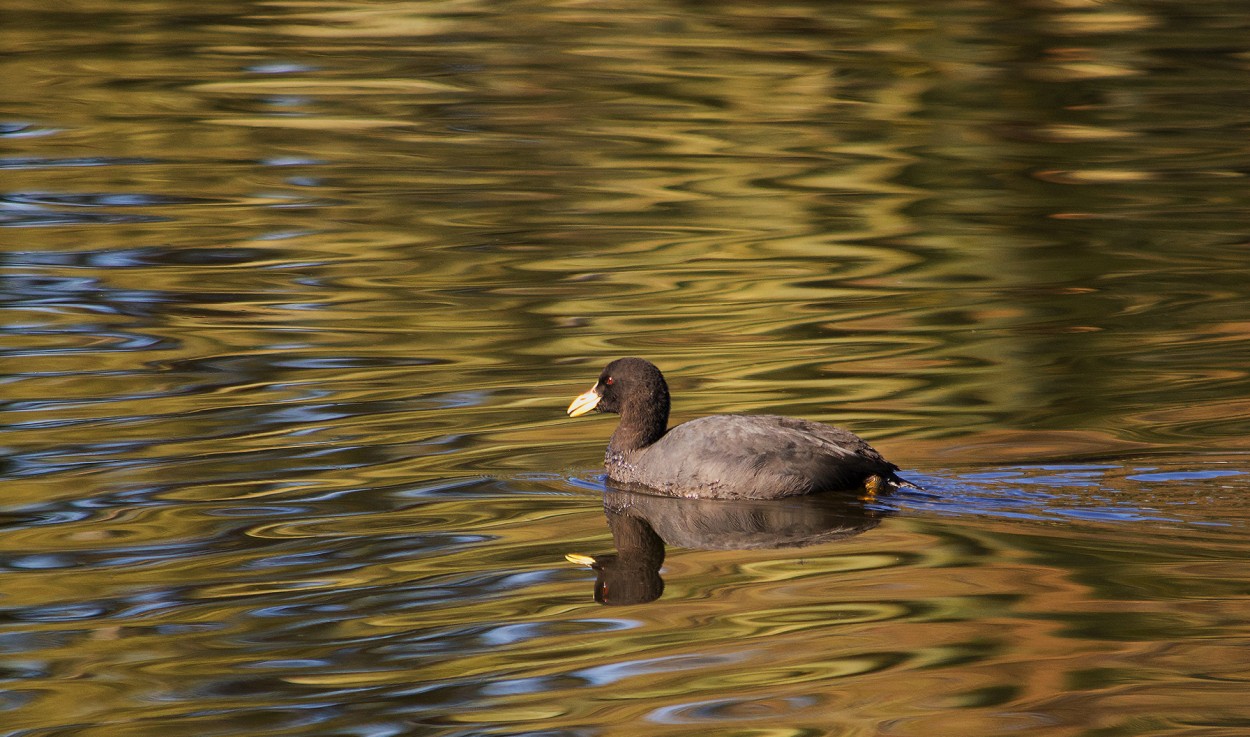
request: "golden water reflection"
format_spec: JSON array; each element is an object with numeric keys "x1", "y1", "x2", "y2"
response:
[
  {"x1": 4, "y1": 0, "x2": 1250, "y2": 735},
  {"x1": 7, "y1": 467, "x2": 1248, "y2": 736}
]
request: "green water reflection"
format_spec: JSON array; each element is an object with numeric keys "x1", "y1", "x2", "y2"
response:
[{"x1": 3, "y1": 0, "x2": 1250, "y2": 735}]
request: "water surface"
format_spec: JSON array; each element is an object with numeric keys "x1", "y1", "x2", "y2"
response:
[{"x1": 3, "y1": 1, "x2": 1250, "y2": 736}]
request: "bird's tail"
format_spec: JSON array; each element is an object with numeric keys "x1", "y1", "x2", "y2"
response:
[{"x1": 888, "y1": 471, "x2": 926, "y2": 492}]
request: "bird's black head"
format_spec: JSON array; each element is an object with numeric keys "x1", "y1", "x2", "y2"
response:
[{"x1": 567, "y1": 357, "x2": 671, "y2": 450}]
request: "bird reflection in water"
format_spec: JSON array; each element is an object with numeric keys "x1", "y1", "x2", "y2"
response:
[{"x1": 567, "y1": 485, "x2": 893, "y2": 605}]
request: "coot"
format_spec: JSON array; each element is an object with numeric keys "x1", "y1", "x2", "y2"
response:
[{"x1": 567, "y1": 357, "x2": 914, "y2": 499}]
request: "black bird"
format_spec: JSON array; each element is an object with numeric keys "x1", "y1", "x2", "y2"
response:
[{"x1": 567, "y1": 357, "x2": 915, "y2": 499}]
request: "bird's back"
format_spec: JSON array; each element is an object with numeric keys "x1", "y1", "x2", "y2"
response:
[{"x1": 608, "y1": 414, "x2": 898, "y2": 499}]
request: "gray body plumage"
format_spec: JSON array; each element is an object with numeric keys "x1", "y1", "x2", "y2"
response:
[
  {"x1": 606, "y1": 413, "x2": 900, "y2": 499},
  {"x1": 569, "y1": 358, "x2": 912, "y2": 500}
]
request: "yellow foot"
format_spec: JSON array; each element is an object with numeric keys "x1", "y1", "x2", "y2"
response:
[{"x1": 861, "y1": 475, "x2": 886, "y2": 501}]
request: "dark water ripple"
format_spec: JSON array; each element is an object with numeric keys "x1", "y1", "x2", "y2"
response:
[
  {"x1": 0, "y1": 469, "x2": 1246, "y2": 736},
  {"x1": 0, "y1": 156, "x2": 159, "y2": 168},
  {"x1": 6, "y1": 246, "x2": 283, "y2": 268}
]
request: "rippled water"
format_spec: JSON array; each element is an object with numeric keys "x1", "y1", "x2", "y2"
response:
[{"x1": 4, "y1": 1, "x2": 1250, "y2": 736}]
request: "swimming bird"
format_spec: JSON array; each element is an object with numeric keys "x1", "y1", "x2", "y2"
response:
[{"x1": 567, "y1": 357, "x2": 914, "y2": 499}]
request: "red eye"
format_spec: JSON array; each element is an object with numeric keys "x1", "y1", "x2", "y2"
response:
[{"x1": 604, "y1": 377, "x2": 614, "y2": 385}]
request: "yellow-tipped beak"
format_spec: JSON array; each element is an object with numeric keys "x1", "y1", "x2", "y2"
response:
[
  {"x1": 565, "y1": 553, "x2": 596, "y2": 566},
  {"x1": 566, "y1": 385, "x2": 601, "y2": 417}
]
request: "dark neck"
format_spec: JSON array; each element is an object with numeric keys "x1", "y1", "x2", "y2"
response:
[
  {"x1": 606, "y1": 512, "x2": 666, "y2": 563},
  {"x1": 607, "y1": 392, "x2": 669, "y2": 453},
  {"x1": 596, "y1": 512, "x2": 666, "y2": 605}
]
